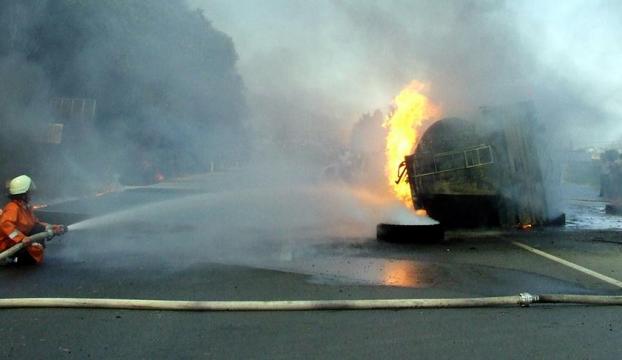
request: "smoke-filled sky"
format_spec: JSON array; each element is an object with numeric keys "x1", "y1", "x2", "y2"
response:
[
  {"x1": 0, "y1": 1, "x2": 250, "y2": 195},
  {"x1": 190, "y1": 0, "x2": 622, "y2": 147}
]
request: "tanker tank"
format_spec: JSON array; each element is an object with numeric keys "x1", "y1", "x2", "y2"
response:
[{"x1": 403, "y1": 101, "x2": 565, "y2": 229}]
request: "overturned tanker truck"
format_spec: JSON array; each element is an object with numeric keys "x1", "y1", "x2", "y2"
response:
[{"x1": 399, "y1": 101, "x2": 565, "y2": 230}]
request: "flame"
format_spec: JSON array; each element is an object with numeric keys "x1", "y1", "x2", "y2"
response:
[
  {"x1": 414, "y1": 209, "x2": 428, "y2": 217},
  {"x1": 383, "y1": 80, "x2": 440, "y2": 206}
]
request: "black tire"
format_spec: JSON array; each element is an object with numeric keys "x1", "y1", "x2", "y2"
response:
[{"x1": 376, "y1": 223, "x2": 445, "y2": 243}]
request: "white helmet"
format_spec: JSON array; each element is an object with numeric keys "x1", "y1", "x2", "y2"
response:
[{"x1": 8, "y1": 175, "x2": 35, "y2": 195}]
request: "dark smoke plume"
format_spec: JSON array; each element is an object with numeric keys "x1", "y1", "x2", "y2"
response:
[{"x1": 0, "y1": 0, "x2": 248, "y2": 197}]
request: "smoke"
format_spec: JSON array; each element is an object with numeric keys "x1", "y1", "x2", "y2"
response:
[
  {"x1": 191, "y1": 0, "x2": 622, "y2": 149},
  {"x1": 2, "y1": 0, "x2": 620, "y2": 271},
  {"x1": 0, "y1": 0, "x2": 249, "y2": 198},
  {"x1": 510, "y1": 1, "x2": 622, "y2": 144},
  {"x1": 3, "y1": 0, "x2": 616, "y2": 195}
]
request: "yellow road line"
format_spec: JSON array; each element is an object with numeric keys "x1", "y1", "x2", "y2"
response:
[{"x1": 512, "y1": 241, "x2": 622, "y2": 289}]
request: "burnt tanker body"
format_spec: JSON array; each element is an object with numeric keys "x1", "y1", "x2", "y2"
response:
[{"x1": 402, "y1": 101, "x2": 564, "y2": 229}]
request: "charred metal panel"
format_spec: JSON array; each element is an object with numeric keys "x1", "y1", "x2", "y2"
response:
[{"x1": 406, "y1": 102, "x2": 562, "y2": 228}]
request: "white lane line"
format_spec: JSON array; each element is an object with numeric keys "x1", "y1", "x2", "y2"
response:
[{"x1": 512, "y1": 241, "x2": 622, "y2": 289}]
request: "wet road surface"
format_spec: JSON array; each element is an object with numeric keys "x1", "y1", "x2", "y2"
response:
[{"x1": 2, "y1": 174, "x2": 622, "y2": 359}]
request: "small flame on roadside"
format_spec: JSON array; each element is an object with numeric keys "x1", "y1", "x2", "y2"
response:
[
  {"x1": 520, "y1": 224, "x2": 533, "y2": 230},
  {"x1": 415, "y1": 209, "x2": 428, "y2": 217},
  {"x1": 383, "y1": 80, "x2": 440, "y2": 207}
]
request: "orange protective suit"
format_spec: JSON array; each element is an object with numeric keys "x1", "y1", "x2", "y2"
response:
[{"x1": 0, "y1": 199, "x2": 47, "y2": 263}]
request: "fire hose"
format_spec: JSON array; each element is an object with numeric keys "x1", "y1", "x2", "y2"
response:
[
  {"x1": 0, "y1": 230, "x2": 55, "y2": 262},
  {"x1": 1, "y1": 293, "x2": 622, "y2": 311}
]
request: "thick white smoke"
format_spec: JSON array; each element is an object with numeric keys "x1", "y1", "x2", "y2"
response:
[{"x1": 191, "y1": 0, "x2": 622, "y2": 148}]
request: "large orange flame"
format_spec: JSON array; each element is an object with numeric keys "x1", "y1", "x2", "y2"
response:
[{"x1": 383, "y1": 81, "x2": 440, "y2": 206}]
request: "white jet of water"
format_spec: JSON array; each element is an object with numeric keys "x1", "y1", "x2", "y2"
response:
[
  {"x1": 66, "y1": 193, "x2": 212, "y2": 232},
  {"x1": 65, "y1": 185, "x2": 437, "y2": 240}
]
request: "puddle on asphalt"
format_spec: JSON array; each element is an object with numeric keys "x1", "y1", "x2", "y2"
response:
[
  {"x1": 242, "y1": 245, "x2": 443, "y2": 288},
  {"x1": 296, "y1": 257, "x2": 441, "y2": 288},
  {"x1": 562, "y1": 184, "x2": 622, "y2": 230},
  {"x1": 565, "y1": 200, "x2": 622, "y2": 230}
]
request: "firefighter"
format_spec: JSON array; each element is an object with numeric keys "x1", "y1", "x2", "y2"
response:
[{"x1": 0, "y1": 175, "x2": 66, "y2": 265}]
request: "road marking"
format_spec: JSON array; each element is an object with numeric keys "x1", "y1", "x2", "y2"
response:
[{"x1": 512, "y1": 241, "x2": 622, "y2": 289}]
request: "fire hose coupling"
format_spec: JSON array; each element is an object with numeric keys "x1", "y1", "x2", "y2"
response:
[{"x1": 518, "y1": 292, "x2": 539, "y2": 307}]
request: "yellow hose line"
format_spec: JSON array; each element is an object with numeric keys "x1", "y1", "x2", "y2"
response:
[
  {"x1": 0, "y1": 296, "x2": 527, "y2": 311},
  {"x1": 0, "y1": 294, "x2": 534, "y2": 311},
  {"x1": 0, "y1": 231, "x2": 53, "y2": 261},
  {"x1": 1, "y1": 294, "x2": 621, "y2": 311}
]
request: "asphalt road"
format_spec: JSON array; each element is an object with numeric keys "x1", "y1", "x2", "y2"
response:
[{"x1": 2, "y1": 173, "x2": 622, "y2": 359}]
